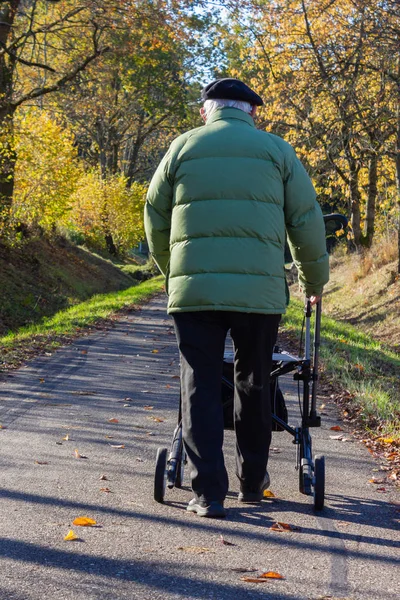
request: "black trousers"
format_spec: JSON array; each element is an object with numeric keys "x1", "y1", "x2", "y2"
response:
[{"x1": 173, "y1": 311, "x2": 281, "y2": 504}]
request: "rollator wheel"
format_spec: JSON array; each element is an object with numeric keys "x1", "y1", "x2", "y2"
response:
[
  {"x1": 313, "y1": 455, "x2": 325, "y2": 511},
  {"x1": 154, "y1": 447, "x2": 168, "y2": 503},
  {"x1": 175, "y1": 450, "x2": 186, "y2": 488}
]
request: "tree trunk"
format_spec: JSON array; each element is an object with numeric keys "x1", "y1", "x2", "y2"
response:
[
  {"x1": 0, "y1": 106, "x2": 16, "y2": 228},
  {"x1": 396, "y1": 71, "x2": 400, "y2": 274},
  {"x1": 363, "y1": 154, "x2": 378, "y2": 248},
  {"x1": 349, "y1": 171, "x2": 362, "y2": 248}
]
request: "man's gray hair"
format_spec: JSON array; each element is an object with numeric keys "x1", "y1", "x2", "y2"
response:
[{"x1": 203, "y1": 98, "x2": 252, "y2": 119}]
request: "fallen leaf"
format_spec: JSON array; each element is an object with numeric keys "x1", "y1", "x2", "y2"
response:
[
  {"x1": 100, "y1": 487, "x2": 111, "y2": 493},
  {"x1": 149, "y1": 416, "x2": 164, "y2": 423},
  {"x1": 319, "y1": 404, "x2": 326, "y2": 410},
  {"x1": 39, "y1": 378, "x2": 45, "y2": 383},
  {"x1": 99, "y1": 474, "x2": 108, "y2": 480},
  {"x1": 177, "y1": 546, "x2": 211, "y2": 554},
  {"x1": 330, "y1": 425, "x2": 343, "y2": 431},
  {"x1": 377, "y1": 437, "x2": 395, "y2": 444},
  {"x1": 108, "y1": 418, "x2": 119, "y2": 423},
  {"x1": 369, "y1": 478, "x2": 386, "y2": 484},
  {"x1": 240, "y1": 571, "x2": 285, "y2": 582},
  {"x1": 105, "y1": 435, "x2": 113, "y2": 439},
  {"x1": 74, "y1": 449, "x2": 88, "y2": 459},
  {"x1": 72, "y1": 517, "x2": 97, "y2": 527},
  {"x1": 376, "y1": 487, "x2": 387, "y2": 492},
  {"x1": 220, "y1": 534, "x2": 236, "y2": 546},
  {"x1": 270, "y1": 522, "x2": 300, "y2": 532},
  {"x1": 143, "y1": 406, "x2": 154, "y2": 410},
  {"x1": 71, "y1": 390, "x2": 97, "y2": 396},
  {"x1": 171, "y1": 375, "x2": 180, "y2": 379},
  {"x1": 0, "y1": 424, "x2": 6, "y2": 429},
  {"x1": 151, "y1": 349, "x2": 159, "y2": 354},
  {"x1": 34, "y1": 461, "x2": 49, "y2": 465},
  {"x1": 64, "y1": 530, "x2": 79, "y2": 541},
  {"x1": 110, "y1": 444, "x2": 125, "y2": 449},
  {"x1": 269, "y1": 447, "x2": 281, "y2": 454},
  {"x1": 81, "y1": 350, "x2": 87, "y2": 355},
  {"x1": 330, "y1": 434, "x2": 344, "y2": 440},
  {"x1": 63, "y1": 434, "x2": 69, "y2": 441},
  {"x1": 166, "y1": 384, "x2": 171, "y2": 389},
  {"x1": 263, "y1": 490, "x2": 276, "y2": 498}
]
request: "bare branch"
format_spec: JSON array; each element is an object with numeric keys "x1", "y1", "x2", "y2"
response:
[{"x1": 11, "y1": 44, "x2": 110, "y2": 108}]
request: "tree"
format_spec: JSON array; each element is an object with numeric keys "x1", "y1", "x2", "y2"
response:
[
  {"x1": 0, "y1": 0, "x2": 110, "y2": 233},
  {"x1": 217, "y1": 0, "x2": 399, "y2": 250}
]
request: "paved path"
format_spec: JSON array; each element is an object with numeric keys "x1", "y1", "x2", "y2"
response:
[{"x1": 0, "y1": 296, "x2": 399, "y2": 600}]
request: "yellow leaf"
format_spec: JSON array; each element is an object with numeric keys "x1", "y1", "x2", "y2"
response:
[
  {"x1": 72, "y1": 517, "x2": 97, "y2": 527},
  {"x1": 263, "y1": 490, "x2": 275, "y2": 498},
  {"x1": 64, "y1": 529, "x2": 79, "y2": 541},
  {"x1": 63, "y1": 434, "x2": 69, "y2": 441},
  {"x1": 151, "y1": 349, "x2": 159, "y2": 353}
]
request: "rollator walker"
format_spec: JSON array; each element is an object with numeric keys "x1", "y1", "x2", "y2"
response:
[{"x1": 153, "y1": 214, "x2": 347, "y2": 512}]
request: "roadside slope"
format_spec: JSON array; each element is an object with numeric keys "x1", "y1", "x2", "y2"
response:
[{"x1": 0, "y1": 236, "x2": 137, "y2": 336}]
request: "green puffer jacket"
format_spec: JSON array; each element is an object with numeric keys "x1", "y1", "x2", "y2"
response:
[{"x1": 144, "y1": 108, "x2": 329, "y2": 314}]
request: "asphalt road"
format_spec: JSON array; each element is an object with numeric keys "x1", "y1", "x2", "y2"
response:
[{"x1": 0, "y1": 295, "x2": 399, "y2": 600}]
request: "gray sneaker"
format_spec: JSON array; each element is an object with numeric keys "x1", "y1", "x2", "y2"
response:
[
  {"x1": 238, "y1": 472, "x2": 271, "y2": 503},
  {"x1": 187, "y1": 498, "x2": 226, "y2": 518}
]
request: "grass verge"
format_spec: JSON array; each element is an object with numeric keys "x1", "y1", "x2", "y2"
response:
[
  {"x1": 282, "y1": 297, "x2": 400, "y2": 440},
  {"x1": 0, "y1": 276, "x2": 164, "y2": 372}
]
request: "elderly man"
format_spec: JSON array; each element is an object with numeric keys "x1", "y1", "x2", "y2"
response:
[{"x1": 144, "y1": 78, "x2": 329, "y2": 518}]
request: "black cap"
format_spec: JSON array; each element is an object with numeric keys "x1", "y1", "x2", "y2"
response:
[{"x1": 201, "y1": 78, "x2": 264, "y2": 106}]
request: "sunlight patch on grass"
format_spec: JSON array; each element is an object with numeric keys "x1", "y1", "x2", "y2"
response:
[
  {"x1": 283, "y1": 298, "x2": 400, "y2": 437},
  {"x1": 0, "y1": 277, "x2": 164, "y2": 369}
]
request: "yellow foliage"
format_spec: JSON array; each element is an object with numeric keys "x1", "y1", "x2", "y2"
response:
[
  {"x1": 13, "y1": 109, "x2": 82, "y2": 230},
  {"x1": 67, "y1": 170, "x2": 146, "y2": 254}
]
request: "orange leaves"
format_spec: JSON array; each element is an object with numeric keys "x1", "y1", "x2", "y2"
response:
[
  {"x1": 241, "y1": 571, "x2": 285, "y2": 583},
  {"x1": 148, "y1": 416, "x2": 164, "y2": 423},
  {"x1": 64, "y1": 530, "x2": 79, "y2": 541},
  {"x1": 330, "y1": 425, "x2": 343, "y2": 431},
  {"x1": 110, "y1": 444, "x2": 125, "y2": 449},
  {"x1": 263, "y1": 490, "x2": 275, "y2": 498},
  {"x1": 72, "y1": 517, "x2": 97, "y2": 527},
  {"x1": 108, "y1": 418, "x2": 119, "y2": 423},
  {"x1": 270, "y1": 522, "x2": 301, "y2": 532}
]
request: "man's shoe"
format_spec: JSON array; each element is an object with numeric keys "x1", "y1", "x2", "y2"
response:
[
  {"x1": 186, "y1": 498, "x2": 226, "y2": 518},
  {"x1": 238, "y1": 472, "x2": 271, "y2": 503}
]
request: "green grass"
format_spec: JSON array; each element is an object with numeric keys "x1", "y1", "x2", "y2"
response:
[
  {"x1": 0, "y1": 277, "x2": 164, "y2": 371},
  {"x1": 282, "y1": 298, "x2": 400, "y2": 438}
]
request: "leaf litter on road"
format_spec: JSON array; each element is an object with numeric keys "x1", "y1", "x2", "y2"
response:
[
  {"x1": 270, "y1": 522, "x2": 301, "y2": 532},
  {"x1": 240, "y1": 571, "x2": 285, "y2": 582},
  {"x1": 74, "y1": 449, "x2": 88, "y2": 459},
  {"x1": 220, "y1": 534, "x2": 236, "y2": 546},
  {"x1": 64, "y1": 530, "x2": 79, "y2": 541},
  {"x1": 72, "y1": 517, "x2": 97, "y2": 527}
]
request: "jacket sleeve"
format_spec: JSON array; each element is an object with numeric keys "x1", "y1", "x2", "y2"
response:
[
  {"x1": 144, "y1": 149, "x2": 174, "y2": 276},
  {"x1": 283, "y1": 148, "x2": 329, "y2": 296}
]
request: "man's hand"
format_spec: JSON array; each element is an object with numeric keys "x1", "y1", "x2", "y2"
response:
[{"x1": 309, "y1": 295, "x2": 321, "y2": 306}]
